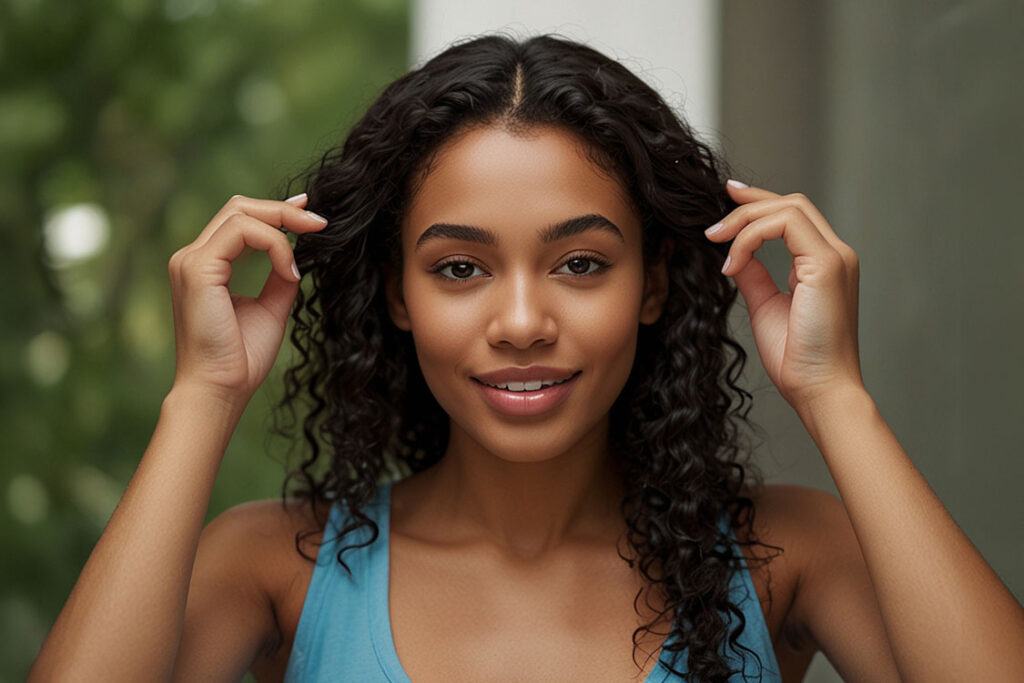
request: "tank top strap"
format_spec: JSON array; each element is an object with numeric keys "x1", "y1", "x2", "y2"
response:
[{"x1": 284, "y1": 481, "x2": 394, "y2": 682}]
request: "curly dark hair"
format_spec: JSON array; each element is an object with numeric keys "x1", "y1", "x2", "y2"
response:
[{"x1": 271, "y1": 32, "x2": 780, "y2": 681}]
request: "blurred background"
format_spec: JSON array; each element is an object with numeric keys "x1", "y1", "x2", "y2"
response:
[{"x1": 2, "y1": 1, "x2": 1020, "y2": 681}]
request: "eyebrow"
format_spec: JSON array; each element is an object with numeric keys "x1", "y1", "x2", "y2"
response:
[{"x1": 414, "y1": 213, "x2": 625, "y2": 250}]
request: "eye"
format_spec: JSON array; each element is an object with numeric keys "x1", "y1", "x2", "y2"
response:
[
  {"x1": 555, "y1": 254, "x2": 610, "y2": 277},
  {"x1": 432, "y1": 259, "x2": 486, "y2": 280}
]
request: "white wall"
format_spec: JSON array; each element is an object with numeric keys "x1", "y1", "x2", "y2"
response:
[{"x1": 410, "y1": 0, "x2": 722, "y2": 149}]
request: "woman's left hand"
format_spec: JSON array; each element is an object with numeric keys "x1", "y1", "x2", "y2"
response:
[{"x1": 704, "y1": 181, "x2": 864, "y2": 410}]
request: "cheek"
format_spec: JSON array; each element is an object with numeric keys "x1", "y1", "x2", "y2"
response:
[
  {"x1": 567, "y1": 281, "x2": 644, "y2": 384},
  {"x1": 402, "y1": 280, "x2": 480, "y2": 396}
]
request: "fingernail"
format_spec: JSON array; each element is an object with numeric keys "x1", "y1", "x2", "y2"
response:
[
  {"x1": 285, "y1": 192, "x2": 307, "y2": 204},
  {"x1": 292, "y1": 262, "x2": 301, "y2": 280},
  {"x1": 721, "y1": 255, "x2": 732, "y2": 273},
  {"x1": 726, "y1": 179, "x2": 748, "y2": 189},
  {"x1": 705, "y1": 222, "x2": 724, "y2": 236},
  {"x1": 306, "y1": 211, "x2": 328, "y2": 225}
]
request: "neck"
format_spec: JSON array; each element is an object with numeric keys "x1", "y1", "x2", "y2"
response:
[{"x1": 408, "y1": 418, "x2": 626, "y2": 561}]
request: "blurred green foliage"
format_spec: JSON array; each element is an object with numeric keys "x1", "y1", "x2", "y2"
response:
[{"x1": 0, "y1": 0, "x2": 408, "y2": 678}]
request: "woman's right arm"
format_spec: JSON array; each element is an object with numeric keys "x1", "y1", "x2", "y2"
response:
[
  {"x1": 29, "y1": 194, "x2": 329, "y2": 681},
  {"x1": 29, "y1": 386, "x2": 249, "y2": 681}
]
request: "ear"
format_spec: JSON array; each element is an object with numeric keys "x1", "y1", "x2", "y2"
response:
[
  {"x1": 384, "y1": 264, "x2": 412, "y2": 331},
  {"x1": 639, "y1": 242, "x2": 672, "y2": 325}
]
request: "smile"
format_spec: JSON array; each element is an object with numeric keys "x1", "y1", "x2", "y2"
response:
[{"x1": 471, "y1": 372, "x2": 582, "y2": 416}]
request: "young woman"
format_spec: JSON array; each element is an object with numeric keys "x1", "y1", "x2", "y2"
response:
[{"x1": 31, "y1": 34, "x2": 1024, "y2": 682}]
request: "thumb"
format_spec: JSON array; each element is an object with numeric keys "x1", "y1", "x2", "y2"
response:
[
  {"x1": 256, "y1": 268, "x2": 301, "y2": 325},
  {"x1": 730, "y1": 255, "x2": 779, "y2": 317}
]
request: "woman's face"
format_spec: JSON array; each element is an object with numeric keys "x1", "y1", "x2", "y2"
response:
[{"x1": 387, "y1": 124, "x2": 667, "y2": 463}]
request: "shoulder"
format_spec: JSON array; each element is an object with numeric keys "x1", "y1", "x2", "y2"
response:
[
  {"x1": 192, "y1": 497, "x2": 336, "y2": 677},
  {"x1": 742, "y1": 483, "x2": 849, "y2": 547},
  {"x1": 206, "y1": 496, "x2": 331, "y2": 545},
  {"x1": 175, "y1": 497, "x2": 330, "y2": 679},
  {"x1": 194, "y1": 497, "x2": 330, "y2": 613},
  {"x1": 735, "y1": 482, "x2": 851, "y2": 571},
  {"x1": 741, "y1": 482, "x2": 865, "y2": 608},
  {"x1": 734, "y1": 485, "x2": 855, "y2": 652},
  {"x1": 203, "y1": 496, "x2": 332, "y2": 595},
  {"x1": 742, "y1": 483, "x2": 899, "y2": 680}
]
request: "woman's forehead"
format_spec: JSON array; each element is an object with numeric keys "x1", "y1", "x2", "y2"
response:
[{"x1": 402, "y1": 125, "x2": 639, "y2": 246}]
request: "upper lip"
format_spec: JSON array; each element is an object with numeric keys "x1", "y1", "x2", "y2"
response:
[{"x1": 472, "y1": 366, "x2": 580, "y2": 386}]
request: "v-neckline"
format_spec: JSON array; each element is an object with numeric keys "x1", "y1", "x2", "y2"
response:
[{"x1": 365, "y1": 480, "x2": 679, "y2": 682}]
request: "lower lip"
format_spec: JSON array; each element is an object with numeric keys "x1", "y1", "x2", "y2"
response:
[{"x1": 472, "y1": 373, "x2": 581, "y2": 417}]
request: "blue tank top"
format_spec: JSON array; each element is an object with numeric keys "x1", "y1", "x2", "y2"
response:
[{"x1": 284, "y1": 480, "x2": 781, "y2": 682}]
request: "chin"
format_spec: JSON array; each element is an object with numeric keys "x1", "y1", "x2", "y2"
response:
[
  {"x1": 480, "y1": 443, "x2": 571, "y2": 464},
  {"x1": 449, "y1": 414, "x2": 606, "y2": 465}
]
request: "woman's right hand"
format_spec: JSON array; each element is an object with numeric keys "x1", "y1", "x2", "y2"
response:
[{"x1": 167, "y1": 193, "x2": 328, "y2": 403}]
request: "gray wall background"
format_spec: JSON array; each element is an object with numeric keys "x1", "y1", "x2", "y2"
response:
[{"x1": 721, "y1": 1, "x2": 1023, "y2": 678}]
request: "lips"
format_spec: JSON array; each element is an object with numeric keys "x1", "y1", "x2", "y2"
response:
[
  {"x1": 472, "y1": 366, "x2": 579, "y2": 386},
  {"x1": 471, "y1": 369, "x2": 582, "y2": 417}
]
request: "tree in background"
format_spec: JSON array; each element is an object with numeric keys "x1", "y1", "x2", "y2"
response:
[{"x1": 0, "y1": 0, "x2": 408, "y2": 678}]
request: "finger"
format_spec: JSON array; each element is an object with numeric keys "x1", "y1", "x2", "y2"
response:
[
  {"x1": 721, "y1": 206, "x2": 838, "y2": 277},
  {"x1": 240, "y1": 192, "x2": 305, "y2": 252},
  {"x1": 279, "y1": 193, "x2": 310, "y2": 239},
  {"x1": 255, "y1": 263, "x2": 301, "y2": 323},
  {"x1": 724, "y1": 179, "x2": 779, "y2": 204},
  {"x1": 719, "y1": 185, "x2": 848, "y2": 254},
  {"x1": 730, "y1": 255, "x2": 780, "y2": 317},
  {"x1": 189, "y1": 194, "x2": 328, "y2": 251},
  {"x1": 193, "y1": 213, "x2": 302, "y2": 284}
]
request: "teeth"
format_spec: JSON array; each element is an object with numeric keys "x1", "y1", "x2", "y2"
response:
[{"x1": 483, "y1": 376, "x2": 573, "y2": 391}]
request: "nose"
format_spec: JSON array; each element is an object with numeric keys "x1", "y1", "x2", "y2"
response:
[{"x1": 484, "y1": 272, "x2": 558, "y2": 349}]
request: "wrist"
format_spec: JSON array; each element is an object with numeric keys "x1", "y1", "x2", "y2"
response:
[
  {"x1": 163, "y1": 382, "x2": 250, "y2": 425},
  {"x1": 793, "y1": 383, "x2": 877, "y2": 442}
]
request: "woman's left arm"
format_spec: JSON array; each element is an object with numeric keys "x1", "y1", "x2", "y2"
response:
[{"x1": 706, "y1": 180, "x2": 1024, "y2": 681}]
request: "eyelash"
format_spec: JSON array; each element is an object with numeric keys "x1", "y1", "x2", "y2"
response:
[{"x1": 429, "y1": 251, "x2": 612, "y2": 283}]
